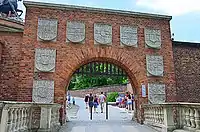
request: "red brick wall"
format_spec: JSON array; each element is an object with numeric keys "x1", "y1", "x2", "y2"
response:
[
  {"x1": 0, "y1": 32, "x2": 23, "y2": 101},
  {"x1": 173, "y1": 41, "x2": 200, "y2": 103},
  {"x1": 19, "y1": 5, "x2": 175, "y2": 122},
  {"x1": 69, "y1": 84, "x2": 127, "y2": 98}
]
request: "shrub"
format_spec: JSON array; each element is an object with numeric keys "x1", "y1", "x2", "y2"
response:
[{"x1": 107, "y1": 92, "x2": 119, "y2": 102}]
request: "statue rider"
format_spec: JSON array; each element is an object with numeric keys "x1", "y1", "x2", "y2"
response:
[{"x1": 0, "y1": 0, "x2": 22, "y2": 17}]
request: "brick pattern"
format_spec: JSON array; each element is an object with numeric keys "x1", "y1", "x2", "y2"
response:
[
  {"x1": 0, "y1": 32, "x2": 23, "y2": 101},
  {"x1": 69, "y1": 84, "x2": 127, "y2": 98},
  {"x1": 0, "y1": 6, "x2": 176, "y2": 123},
  {"x1": 173, "y1": 42, "x2": 200, "y2": 103}
]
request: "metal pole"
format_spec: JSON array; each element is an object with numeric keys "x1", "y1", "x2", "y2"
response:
[
  {"x1": 106, "y1": 102, "x2": 108, "y2": 120},
  {"x1": 90, "y1": 106, "x2": 92, "y2": 120},
  {"x1": 132, "y1": 100, "x2": 134, "y2": 110}
]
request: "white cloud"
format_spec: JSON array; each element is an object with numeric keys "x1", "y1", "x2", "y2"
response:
[{"x1": 136, "y1": 0, "x2": 200, "y2": 16}]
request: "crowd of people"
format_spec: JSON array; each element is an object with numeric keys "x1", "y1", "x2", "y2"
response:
[
  {"x1": 116, "y1": 92, "x2": 134, "y2": 111},
  {"x1": 66, "y1": 91, "x2": 134, "y2": 114},
  {"x1": 84, "y1": 92, "x2": 106, "y2": 113}
]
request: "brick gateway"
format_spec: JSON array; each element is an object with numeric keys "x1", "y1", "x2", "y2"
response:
[{"x1": 0, "y1": 1, "x2": 177, "y2": 122}]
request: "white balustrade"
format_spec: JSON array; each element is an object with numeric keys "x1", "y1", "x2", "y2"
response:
[
  {"x1": 0, "y1": 101, "x2": 61, "y2": 132},
  {"x1": 142, "y1": 103, "x2": 200, "y2": 132}
]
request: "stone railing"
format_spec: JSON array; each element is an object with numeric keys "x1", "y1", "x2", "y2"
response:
[
  {"x1": 0, "y1": 101, "x2": 61, "y2": 132},
  {"x1": 142, "y1": 102, "x2": 200, "y2": 132}
]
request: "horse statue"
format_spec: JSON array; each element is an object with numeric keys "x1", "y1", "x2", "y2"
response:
[{"x1": 0, "y1": 0, "x2": 23, "y2": 17}]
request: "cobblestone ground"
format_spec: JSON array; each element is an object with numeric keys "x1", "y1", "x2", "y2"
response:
[{"x1": 60, "y1": 97, "x2": 156, "y2": 132}]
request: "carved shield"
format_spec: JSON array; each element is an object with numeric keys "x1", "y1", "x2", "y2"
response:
[
  {"x1": 148, "y1": 83, "x2": 165, "y2": 104},
  {"x1": 145, "y1": 29, "x2": 161, "y2": 49},
  {"x1": 94, "y1": 23, "x2": 112, "y2": 44},
  {"x1": 67, "y1": 21, "x2": 85, "y2": 43},
  {"x1": 146, "y1": 55, "x2": 164, "y2": 76},
  {"x1": 120, "y1": 26, "x2": 137, "y2": 46},
  {"x1": 37, "y1": 18, "x2": 58, "y2": 41},
  {"x1": 32, "y1": 80, "x2": 54, "y2": 103},
  {"x1": 35, "y1": 48, "x2": 56, "y2": 72}
]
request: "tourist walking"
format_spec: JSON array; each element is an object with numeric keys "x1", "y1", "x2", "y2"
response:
[
  {"x1": 127, "y1": 94, "x2": 132, "y2": 111},
  {"x1": 99, "y1": 92, "x2": 106, "y2": 113},
  {"x1": 84, "y1": 94, "x2": 89, "y2": 109},
  {"x1": 88, "y1": 93, "x2": 94, "y2": 113},
  {"x1": 93, "y1": 95, "x2": 99, "y2": 113}
]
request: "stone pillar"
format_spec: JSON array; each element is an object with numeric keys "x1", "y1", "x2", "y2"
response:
[
  {"x1": 163, "y1": 104, "x2": 176, "y2": 132},
  {"x1": 38, "y1": 106, "x2": 52, "y2": 132},
  {"x1": 0, "y1": 104, "x2": 8, "y2": 132}
]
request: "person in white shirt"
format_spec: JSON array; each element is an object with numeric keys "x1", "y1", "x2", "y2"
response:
[{"x1": 99, "y1": 92, "x2": 106, "y2": 113}]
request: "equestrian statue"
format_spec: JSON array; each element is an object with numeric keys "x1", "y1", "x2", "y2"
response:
[{"x1": 0, "y1": 0, "x2": 23, "y2": 17}]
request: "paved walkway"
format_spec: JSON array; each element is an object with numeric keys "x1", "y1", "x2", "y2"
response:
[{"x1": 59, "y1": 97, "x2": 156, "y2": 132}]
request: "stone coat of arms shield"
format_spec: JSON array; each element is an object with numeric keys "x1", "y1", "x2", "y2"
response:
[
  {"x1": 37, "y1": 18, "x2": 58, "y2": 41},
  {"x1": 146, "y1": 55, "x2": 164, "y2": 76},
  {"x1": 145, "y1": 28, "x2": 161, "y2": 49},
  {"x1": 35, "y1": 48, "x2": 56, "y2": 72},
  {"x1": 67, "y1": 21, "x2": 85, "y2": 43},
  {"x1": 120, "y1": 26, "x2": 138, "y2": 47},
  {"x1": 94, "y1": 23, "x2": 112, "y2": 45},
  {"x1": 32, "y1": 80, "x2": 54, "y2": 103},
  {"x1": 148, "y1": 83, "x2": 166, "y2": 104}
]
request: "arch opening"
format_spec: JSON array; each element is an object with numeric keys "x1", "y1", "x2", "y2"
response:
[{"x1": 64, "y1": 57, "x2": 140, "y2": 122}]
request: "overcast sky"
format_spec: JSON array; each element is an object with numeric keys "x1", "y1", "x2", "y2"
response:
[{"x1": 18, "y1": 0, "x2": 200, "y2": 42}]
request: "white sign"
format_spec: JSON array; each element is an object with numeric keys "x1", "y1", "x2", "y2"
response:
[{"x1": 141, "y1": 84, "x2": 146, "y2": 97}]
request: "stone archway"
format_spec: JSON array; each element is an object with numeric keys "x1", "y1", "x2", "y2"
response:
[
  {"x1": 53, "y1": 47, "x2": 148, "y2": 122},
  {"x1": 15, "y1": 1, "x2": 177, "y2": 124}
]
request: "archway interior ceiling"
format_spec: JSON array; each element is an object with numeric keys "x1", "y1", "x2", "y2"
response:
[{"x1": 73, "y1": 61, "x2": 127, "y2": 77}]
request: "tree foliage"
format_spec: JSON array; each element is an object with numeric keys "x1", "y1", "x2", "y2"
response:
[
  {"x1": 68, "y1": 75, "x2": 128, "y2": 90},
  {"x1": 107, "y1": 92, "x2": 119, "y2": 102},
  {"x1": 68, "y1": 62, "x2": 128, "y2": 90}
]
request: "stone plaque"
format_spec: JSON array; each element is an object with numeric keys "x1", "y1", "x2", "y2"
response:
[
  {"x1": 145, "y1": 28, "x2": 161, "y2": 49},
  {"x1": 35, "y1": 48, "x2": 56, "y2": 72},
  {"x1": 67, "y1": 21, "x2": 85, "y2": 43},
  {"x1": 148, "y1": 83, "x2": 165, "y2": 104},
  {"x1": 120, "y1": 26, "x2": 137, "y2": 47},
  {"x1": 32, "y1": 80, "x2": 54, "y2": 103},
  {"x1": 146, "y1": 55, "x2": 164, "y2": 76},
  {"x1": 94, "y1": 23, "x2": 112, "y2": 45},
  {"x1": 37, "y1": 18, "x2": 58, "y2": 41}
]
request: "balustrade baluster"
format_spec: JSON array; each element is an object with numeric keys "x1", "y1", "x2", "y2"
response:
[
  {"x1": 194, "y1": 108, "x2": 200, "y2": 129},
  {"x1": 158, "y1": 107, "x2": 162, "y2": 124},
  {"x1": 19, "y1": 108, "x2": 23, "y2": 130},
  {"x1": 157, "y1": 107, "x2": 160, "y2": 123},
  {"x1": 145, "y1": 108, "x2": 149, "y2": 122},
  {"x1": 149, "y1": 107, "x2": 152, "y2": 122},
  {"x1": 12, "y1": 108, "x2": 17, "y2": 131},
  {"x1": 151, "y1": 107, "x2": 154, "y2": 122},
  {"x1": 9, "y1": 108, "x2": 15, "y2": 131},
  {"x1": 190, "y1": 108, "x2": 195, "y2": 128},
  {"x1": 154, "y1": 107, "x2": 157, "y2": 123},
  {"x1": 26, "y1": 108, "x2": 30, "y2": 129},
  {"x1": 24, "y1": 108, "x2": 29, "y2": 129},
  {"x1": 17, "y1": 108, "x2": 21, "y2": 131},
  {"x1": 185, "y1": 108, "x2": 191, "y2": 127},
  {"x1": 7, "y1": 108, "x2": 12, "y2": 131},
  {"x1": 161, "y1": 107, "x2": 163, "y2": 124},
  {"x1": 21, "y1": 108, "x2": 25, "y2": 130},
  {"x1": 155, "y1": 107, "x2": 158, "y2": 123}
]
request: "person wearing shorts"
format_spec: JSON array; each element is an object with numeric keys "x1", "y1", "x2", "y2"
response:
[{"x1": 93, "y1": 95, "x2": 99, "y2": 113}]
